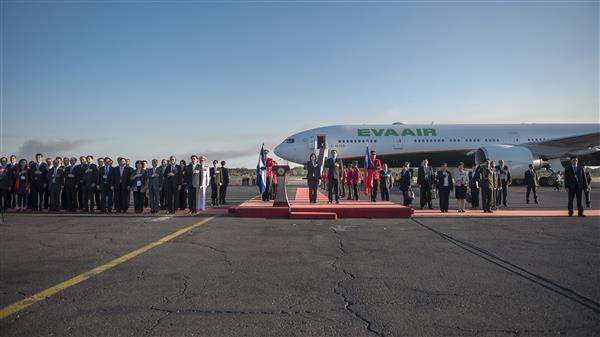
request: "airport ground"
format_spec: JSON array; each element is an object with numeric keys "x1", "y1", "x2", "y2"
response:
[{"x1": 0, "y1": 185, "x2": 599, "y2": 337}]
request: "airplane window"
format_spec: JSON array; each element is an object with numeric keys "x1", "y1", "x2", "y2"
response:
[
  {"x1": 285, "y1": 138, "x2": 295, "y2": 144},
  {"x1": 374, "y1": 139, "x2": 377, "y2": 143}
]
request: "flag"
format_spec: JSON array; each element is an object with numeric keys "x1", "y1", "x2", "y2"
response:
[
  {"x1": 256, "y1": 144, "x2": 267, "y2": 194},
  {"x1": 363, "y1": 146, "x2": 373, "y2": 195}
]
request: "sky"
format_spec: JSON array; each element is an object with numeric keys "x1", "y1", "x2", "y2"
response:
[{"x1": 1, "y1": 1, "x2": 598, "y2": 167}]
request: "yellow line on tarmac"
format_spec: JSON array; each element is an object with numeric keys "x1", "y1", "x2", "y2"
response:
[{"x1": 0, "y1": 216, "x2": 217, "y2": 320}]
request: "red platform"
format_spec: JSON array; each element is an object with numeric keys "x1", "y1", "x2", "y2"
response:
[{"x1": 228, "y1": 188, "x2": 414, "y2": 219}]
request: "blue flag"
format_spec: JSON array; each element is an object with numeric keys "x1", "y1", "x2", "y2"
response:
[{"x1": 256, "y1": 145, "x2": 267, "y2": 194}]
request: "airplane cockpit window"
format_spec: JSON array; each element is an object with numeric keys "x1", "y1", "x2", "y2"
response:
[{"x1": 285, "y1": 138, "x2": 295, "y2": 144}]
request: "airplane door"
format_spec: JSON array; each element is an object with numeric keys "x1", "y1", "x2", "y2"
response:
[
  {"x1": 393, "y1": 136, "x2": 403, "y2": 150},
  {"x1": 317, "y1": 135, "x2": 327, "y2": 149}
]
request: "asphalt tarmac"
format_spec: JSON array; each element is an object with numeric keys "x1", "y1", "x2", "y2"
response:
[{"x1": 0, "y1": 185, "x2": 599, "y2": 337}]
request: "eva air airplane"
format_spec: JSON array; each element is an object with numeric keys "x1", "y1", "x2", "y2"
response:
[{"x1": 273, "y1": 123, "x2": 600, "y2": 179}]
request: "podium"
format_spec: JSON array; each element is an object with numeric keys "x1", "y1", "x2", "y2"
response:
[{"x1": 272, "y1": 165, "x2": 291, "y2": 207}]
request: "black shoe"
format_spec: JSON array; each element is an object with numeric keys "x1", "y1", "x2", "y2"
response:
[
  {"x1": 579, "y1": 213, "x2": 586, "y2": 217},
  {"x1": 534, "y1": 200, "x2": 538, "y2": 204},
  {"x1": 335, "y1": 200, "x2": 339, "y2": 204},
  {"x1": 526, "y1": 200, "x2": 529, "y2": 204},
  {"x1": 568, "y1": 213, "x2": 573, "y2": 217}
]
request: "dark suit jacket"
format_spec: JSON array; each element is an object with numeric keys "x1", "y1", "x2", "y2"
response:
[
  {"x1": 64, "y1": 165, "x2": 78, "y2": 187},
  {"x1": 111, "y1": 166, "x2": 132, "y2": 188},
  {"x1": 325, "y1": 157, "x2": 344, "y2": 181},
  {"x1": 163, "y1": 164, "x2": 182, "y2": 188},
  {"x1": 0, "y1": 165, "x2": 10, "y2": 190},
  {"x1": 186, "y1": 163, "x2": 200, "y2": 187},
  {"x1": 48, "y1": 167, "x2": 65, "y2": 187},
  {"x1": 222, "y1": 167, "x2": 229, "y2": 185},
  {"x1": 564, "y1": 165, "x2": 588, "y2": 190},
  {"x1": 417, "y1": 166, "x2": 433, "y2": 187},
  {"x1": 81, "y1": 163, "x2": 98, "y2": 186},
  {"x1": 524, "y1": 169, "x2": 538, "y2": 187},
  {"x1": 436, "y1": 171, "x2": 454, "y2": 190},
  {"x1": 98, "y1": 166, "x2": 113, "y2": 189},
  {"x1": 399, "y1": 169, "x2": 412, "y2": 190},
  {"x1": 305, "y1": 161, "x2": 321, "y2": 180},
  {"x1": 29, "y1": 162, "x2": 48, "y2": 187}
]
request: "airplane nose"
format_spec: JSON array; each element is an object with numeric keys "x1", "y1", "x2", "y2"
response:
[{"x1": 273, "y1": 143, "x2": 284, "y2": 158}]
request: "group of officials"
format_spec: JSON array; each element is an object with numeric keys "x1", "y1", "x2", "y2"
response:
[
  {"x1": 302, "y1": 151, "x2": 593, "y2": 216},
  {"x1": 0, "y1": 154, "x2": 229, "y2": 214}
]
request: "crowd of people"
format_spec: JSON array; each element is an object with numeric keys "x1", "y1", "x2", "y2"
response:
[
  {"x1": 303, "y1": 151, "x2": 593, "y2": 216},
  {"x1": 0, "y1": 150, "x2": 594, "y2": 217},
  {"x1": 0, "y1": 154, "x2": 230, "y2": 214}
]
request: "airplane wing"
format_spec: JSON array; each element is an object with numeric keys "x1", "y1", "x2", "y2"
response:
[{"x1": 524, "y1": 131, "x2": 600, "y2": 158}]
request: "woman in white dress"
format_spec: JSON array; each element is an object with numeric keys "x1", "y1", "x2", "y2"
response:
[{"x1": 196, "y1": 156, "x2": 210, "y2": 212}]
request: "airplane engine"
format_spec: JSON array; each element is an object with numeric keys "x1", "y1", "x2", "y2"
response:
[{"x1": 475, "y1": 145, "x2": 544, "y2": 179}]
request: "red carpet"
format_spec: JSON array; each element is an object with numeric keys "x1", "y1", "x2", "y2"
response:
[{"x1": 229, "y1": 188, "x2": 414, "y2": 219}]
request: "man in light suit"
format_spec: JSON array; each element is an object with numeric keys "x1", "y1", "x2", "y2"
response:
[
  {"x1": 146, "y1": 159, "x2": 162, "y2": 214},
  {"x1": 186, "y1": 155, "x2": 201, "y2": 213},
  {"x1": 196, "y1": 156, "x2": 210, "y2": 212},
  {"x1": 325, "y1": 149, "x2": 344, "y2": 204},
  {"x1": 564, "y1": 158, "x2": 588, "y2": 217}
]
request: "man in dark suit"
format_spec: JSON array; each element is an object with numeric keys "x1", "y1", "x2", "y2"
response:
[
  {"x1": 564, "y1": 158, "x2": 588, "y2": 217},
  {"x1": 468, "y1": 168, "x2": 480, "y2": 208},
  {"x1": 48, "y1": 158, "x2": 65, "y2": 212},
  {"x1": 399, "y1": 162, "x2": 412, "y2": 206},
  {"x1": 436, "y1": 163, "x2": 454, "y2": 213},
  {"x1": 6, "y1": 155, "x2": 17, "y2": 209},
  {"x1": 29, "y1": 153, "x2": 48, "y2": 211},
  {"x1": 98, "y1": 157, "x2": 114, "y2": 213},
  {"x1": 81, "y1": 155, "x2": 98, "y2": 212},
  {"x1": 219, "y1": 161, "x2": 229, "y2": 205},
  {"x1": 159, "y1": 159, "x2": 168, "y2": 210},
  {"x1": 0, "y1": 157, "x2": 11, "y2": 211},
  {"x1": 163, "y1": 155, "x2": 182, "y2": 214},
  {"x1": 111, "y1": 157, "x2": 132, "y2": 213},
  {"x1": 63, "y1": 157, "x2": 79, "y2": 211},
  {"x1": 478, "y1": 160, "x2": 494, "y2": 213},
  {"x1": 42, "y1": 157, "x2": 53, "y2": 209},
  {"x1": 186, "y1": 155, "x2": 200, "y2": 213},
  {"x1": 524, "y1": 164, "x2": 539, "y2": 204},
  {"x1": 209, "y1": 160, "x2": 223, "y2": 206},
  {"x1": 417, "y1": 159, "x2": 433, "y2": 209},
  {"x1": 325, "y1": 149, "x2": 344, "y2": 204},
  {"x1": 94, "y1": 158, "x2": 105, "y2": 210},
  {"x1": 75, "y1": 156, "x2": 86, "y2": 210}
]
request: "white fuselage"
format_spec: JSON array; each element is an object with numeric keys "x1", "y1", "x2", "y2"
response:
[{"x1": 274, "y1": 123, "x2": 599, "y2": 177}]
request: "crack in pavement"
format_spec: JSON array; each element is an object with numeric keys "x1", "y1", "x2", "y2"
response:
[
  {"x1": 143, "y1": 274, "x2": 190, "y2": 336},
  {"x1": 169, "y1": 240, "x2": 233, "y2": 267},
  {"x1": 330, "y1": 227, "x2": 385, "y2": 337}
]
